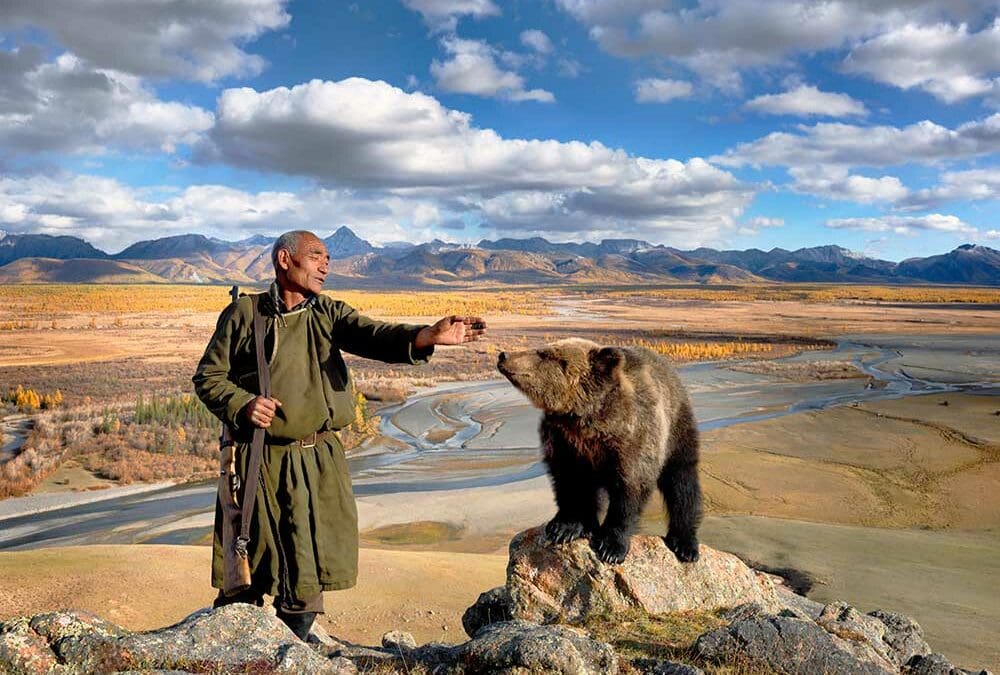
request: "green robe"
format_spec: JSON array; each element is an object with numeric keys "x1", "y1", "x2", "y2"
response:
[{"x1": 193, "y1": 288, "x2": 431, "y2": 598}]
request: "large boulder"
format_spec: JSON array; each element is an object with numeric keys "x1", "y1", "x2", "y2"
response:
[
  {"x1": 0, "y1": 605, "x2": 351, "y2": 674},
  {"x1": 817, "y1": 602, "x2": 931, "y2": 668},
  {"x1": 459, "y1": 619, "x2": 618, "y2": 674},
  {"x1": 506, "y1": 526, "x2": 783, "y2": 624},
  {"x1": 695, "y1": 614, "x2": 897, "y2": 675}
]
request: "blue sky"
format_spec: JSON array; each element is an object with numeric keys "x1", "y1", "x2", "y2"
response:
[{"x1": 0, "y1": 0, "x2": 998, "y2": 260}]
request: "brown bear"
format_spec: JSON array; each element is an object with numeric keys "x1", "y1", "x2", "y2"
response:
[{"x1": 497, "y1": 338, "x2": 702, "y2": 564}]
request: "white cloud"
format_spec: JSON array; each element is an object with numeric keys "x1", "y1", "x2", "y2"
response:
[
  {"x1": 0, "y1": 50, "x2": 213, "y2": 155},
  {"x1": 401, "y1": 0, "x2": 500, "y2": 32},
  {"x1": 557, "y1": 58, "x2": 584, "y2": 78},
  {"x1": 521, "y1": 29, "x2": 554, "y2": 54},
  {"x1": 634, "y1": 78, "x2": 693, "y2": 103},
  {"x1": 844, "y1": 20, "x2": 1000, "y2": 103},
  {"x1": 555, "y1": 0, "x2": 998, "y2": 92},
  {"x1": 900, "y1": 167, "x2": 1000, "y2": 208},
  {"x1": 789, "y1": 166, "x2": 908, "y2": 203},
  {"x1": 826, "y1": 213, "x2": 977, "y2": 235},
  {"x1": 748, "y1": 216, "x2": 785, "y2": 228},
  {"x1": 744, "y1": 85, "x2": 868, "y2": 117},
  {"x1": 715, "y1": 114, "x2": 1000, "y2": 169},
  {"x1": 985, "y1": 229, "x2": 1000, "y2": 239},
  {"x1": 431, "y1": 37, "x2": 555, "y2": 102},
  {"x1": 738, "y1": 216, "x2": 784, "y2": 235},
  {"x1": 0, "y1": 173, "x2": 467, "y2": 252},
  {"x1": 0, "y1": 0, "x2": 289, "y2": 83},
  {"x1": 201, "y1": 77, "x2": 754, "y2": 244}
]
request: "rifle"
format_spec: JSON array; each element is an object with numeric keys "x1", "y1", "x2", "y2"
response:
[{"x1": 217, "y1": 284, "x2": 252, "y2": 595}]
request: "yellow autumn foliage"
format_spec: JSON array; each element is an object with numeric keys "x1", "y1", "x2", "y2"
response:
[{"x1": 0, "y1": 284, "x2": 551, "y2": 318}]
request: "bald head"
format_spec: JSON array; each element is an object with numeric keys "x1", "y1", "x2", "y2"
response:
[{"x1": 271, "y1": 230, "x2": 318, "y2": 270}]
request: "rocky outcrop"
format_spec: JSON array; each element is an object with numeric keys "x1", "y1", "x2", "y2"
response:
[
  {"x1": 459, "y1": 619, "x2": 618, "y2": 674},
  {"x1": 506, "y1": 526, "x2": 783, "y2": 624},
  {"x1": 1, "y1": 527, "x2": 992, "y2": 674},
  {"x1": 0, "y1": 605, "x2": 351, "y2": 674},
  {"x1": 696, "y1": 614, "x2": 898, "y2": 675},
  {"x1": 817, "y1": 602, "x2": 932, "y2": 668},
  {"x1": 905, "y1": 652, "x2": 994, "y2": 675},
  {"x1": 462, "y1": 585, "x2": 514, "y2": 637}
]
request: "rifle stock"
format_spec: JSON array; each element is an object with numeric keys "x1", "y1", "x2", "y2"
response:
[{"x1": 218, "y1": 284, "x2": 252, "y2": 595}]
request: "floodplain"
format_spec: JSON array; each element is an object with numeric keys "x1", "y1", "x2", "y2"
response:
[{"x1": 0, "y1": 282, "x2": 998, "y2": 670}]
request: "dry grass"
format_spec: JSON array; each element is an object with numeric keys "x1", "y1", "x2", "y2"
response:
[
  {"x1": 580, "y1": 609, "x2": 782, "y2": 675},
  {"x1": 0, "y1": 284, "x2": 552, "y2": 320}
]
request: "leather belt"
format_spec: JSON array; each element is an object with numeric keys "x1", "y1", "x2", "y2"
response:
[{"x1": 266, "y1": 429, "x2": 337, "y2": 449}]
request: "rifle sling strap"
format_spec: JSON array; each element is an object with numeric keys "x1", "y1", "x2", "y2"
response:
[{"x1": 238, "y1": 293, "x2": 272, "y2": 554}]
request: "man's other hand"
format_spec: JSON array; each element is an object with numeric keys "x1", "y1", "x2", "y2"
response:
[
  {"x1": 243, "y1": 396, "x2": 283, "y2": 428},
  {"x1": 415, "y1": 316, "x2": 487, "y2": 349}
]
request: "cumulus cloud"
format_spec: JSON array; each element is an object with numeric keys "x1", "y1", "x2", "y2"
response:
[
  {"x1": 744, "y1": 85, "x2": 868, "y2": 117},
  {"x1": 900, "y1": 167, "x2": 1000, "y2": 209},
  {"x1": 748, "y1": 216, "x2": 785, "y2": 228},
  {"x1": 634, "y1": 78, "x2": 693, "y2": 103},
  {"x1": 555, "y1": 0, "x2": 998, "y2": 93},
  {"x1": 401, "y1": 0, "x2": 500, "y2": 32},
  {"x1": 521, "y1": 29, "x2": 554, "y2": 54},
  {"x1": 200, "y1": 77, "x2": 754, "y2": 244},
  {"x1": 0, "y1": 173, "x2": 461, "y2": 252},
  {"x1": 431, "y1": 37, "x2": 555, "y2": 102},
  {"x1": 0, "y1": 0, "x2": 289, "y2": 83},
  {"x1": 826, "y1": 213, "x2": 977, "y2": 235},
  {"x1": 714, "y1": 114, "x2": 1000, "y2": 168},
  {"x1": 737, "y1": 215, "x2": 784, "y2": 235},
  {"x1": 0, "y1": 50, "x2": 213, "y2": 155},
  {"x1": 789, "y1": 166, "x2": 908, "y2": 203},
  {"x1": 843, "y1": 20, "x2": 1000, "y2": 103}
]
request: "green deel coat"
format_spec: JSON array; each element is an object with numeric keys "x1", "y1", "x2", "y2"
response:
[{"x1": 193, "y1": 289, "x2": 431, "y2": 599}]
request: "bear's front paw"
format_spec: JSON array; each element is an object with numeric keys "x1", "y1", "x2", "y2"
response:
[
  {"x1": 545, "y1": 518, "x2": 590, "y2": 544},
  {"x1": 665, "y1": 533, "x2": 700, "y2": 563},
  {"x1": 591, "y1": 531, "x2": 630, "y2": 564}
]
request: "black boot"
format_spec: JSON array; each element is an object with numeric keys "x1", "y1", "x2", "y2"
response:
[{"x1": 277, "y1": 610, "x2": 316, "y2": 641}]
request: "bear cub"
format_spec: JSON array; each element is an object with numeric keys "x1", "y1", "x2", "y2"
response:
[{"x1": 498, "y1": 338, "x2": 702, "y2": 564}]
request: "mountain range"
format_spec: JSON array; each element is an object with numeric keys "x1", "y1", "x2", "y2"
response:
[{"x1": 0, "y1": 227, "x2": 997, "y2": 286}]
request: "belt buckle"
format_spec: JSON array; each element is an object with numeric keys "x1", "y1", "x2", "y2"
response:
[{"x1": 300, "y1": 431, "x2": 317, "y2": 448}]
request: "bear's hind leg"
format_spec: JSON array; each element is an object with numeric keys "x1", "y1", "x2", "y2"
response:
[
  {"x1": 545, "y1": 461, "x2": 600, "y2": 544},
  {"x1": 659, "y1": 458, "x2": 703, "y2": 563}
]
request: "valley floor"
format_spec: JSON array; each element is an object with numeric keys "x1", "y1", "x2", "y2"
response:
[{"x1": 1, "y1": 291, "x2": 998, "y2": 670}]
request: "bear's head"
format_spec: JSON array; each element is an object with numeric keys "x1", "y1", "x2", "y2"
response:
[{"x1": 497, "y1": 338, "x2": 625, "y2": 415}]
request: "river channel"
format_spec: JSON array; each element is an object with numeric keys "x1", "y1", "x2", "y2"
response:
[{"x1": 0, "y1": 333, "x2": 996, "y2": 550}]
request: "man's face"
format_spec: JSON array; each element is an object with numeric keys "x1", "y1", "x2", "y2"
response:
[{"x1": 279, "y1": 234, "x2": 329, "y2": 296}]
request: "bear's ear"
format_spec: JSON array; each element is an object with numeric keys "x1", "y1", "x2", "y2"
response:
[{"x1": 591, "y1": 346, "x2": 624, "y2": 377}]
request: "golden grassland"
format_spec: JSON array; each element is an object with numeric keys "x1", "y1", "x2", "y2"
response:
[
  {"x1": 1, "y1": 282, "x2": 997, "y2": 324},
  {"x1": 596, "y1": 284, "x2": 1000, "y2": 304},
  {"x1": 0, "y1": 284, "x2": 552, "y2": 319},
  {"x1": 618, "y1": 337, "x2": 777, "y2": 360}
]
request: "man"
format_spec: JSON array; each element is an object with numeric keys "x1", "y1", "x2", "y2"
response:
[{"x1": 193, "y1": 229, "x2": 486, "y2": 639}]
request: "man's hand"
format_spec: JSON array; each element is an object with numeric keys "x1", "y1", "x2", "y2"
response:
[
  {"x1": 414, "y1": 316, "x2": 487, "y2": 349},
  {"x1": 243, "y1": 396, "x2": 283, "y2": 428}
]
